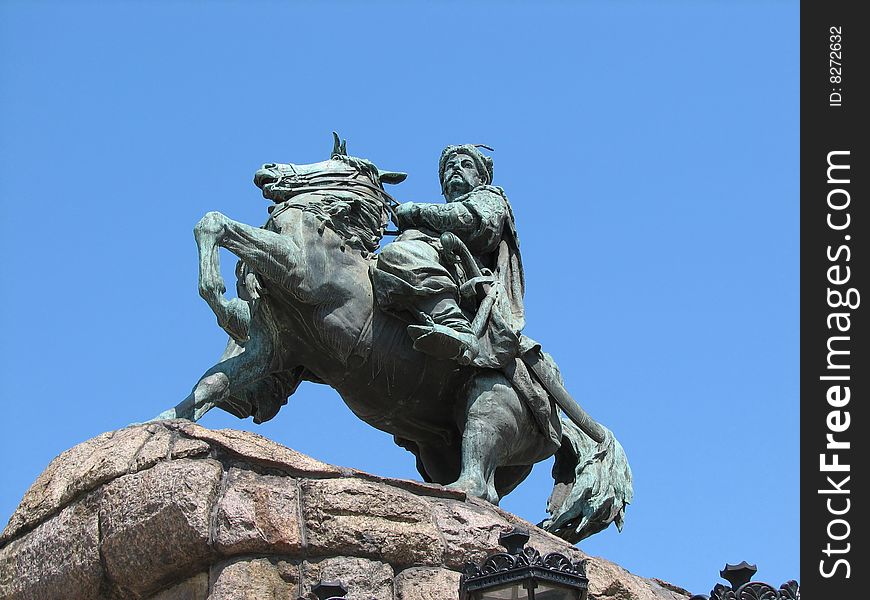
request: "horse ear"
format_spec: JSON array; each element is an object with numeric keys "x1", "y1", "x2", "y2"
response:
[
  {"x1": 378, "y1": 170, "x2": 408, "y2": 185},
  {"x1": 331, "y1": 131, "x2": 348, "y2": 157}
]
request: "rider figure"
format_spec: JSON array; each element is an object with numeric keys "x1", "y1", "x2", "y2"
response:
[{"x1": 374, "y1": 144, "x2": 526, "y2": 368}]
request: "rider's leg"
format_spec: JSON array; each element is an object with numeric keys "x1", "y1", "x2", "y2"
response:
[
  {"x1": 406, "y1": 294, "x2": 479, "y2": 365},
  {"x1": 374, "y1": 236, "x2": 478, "y2": 364}
]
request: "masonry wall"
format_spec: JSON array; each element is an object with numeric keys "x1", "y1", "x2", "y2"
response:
[{"x1": 0, "y1": 421, "x2": 690, "y2": 600}]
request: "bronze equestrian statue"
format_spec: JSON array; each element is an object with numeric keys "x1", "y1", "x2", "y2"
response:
[{"x1": 153, "y1": 135, "x2": 633, "y2": 543}]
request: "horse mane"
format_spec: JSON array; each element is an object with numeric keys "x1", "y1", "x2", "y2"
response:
[{"x1": 269, "y1": 154, "x2": 394, "y2": 256}]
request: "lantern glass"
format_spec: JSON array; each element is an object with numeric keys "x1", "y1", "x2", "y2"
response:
[
  {"x1": 473, "y1": 581, "x2": 580, "y2": 600},
  {"x1": 476, "y1": 582, "x2": 531, "y2": 599},
  {"x1": 533, "y1": 581, "x2": 581, "y2": 599}
]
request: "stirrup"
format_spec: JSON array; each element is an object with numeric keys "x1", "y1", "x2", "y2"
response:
[{"x1": 407, "y1": 323, "x2": 479, "y2": 365}]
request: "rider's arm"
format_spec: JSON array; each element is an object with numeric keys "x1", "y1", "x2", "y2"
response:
[{"x1": 411, "y1": 187, "x2": 508, "y2": 253}]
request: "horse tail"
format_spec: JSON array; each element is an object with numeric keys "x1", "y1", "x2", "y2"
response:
[{"x1": 541, "y1": 418, "x2": 633, "y2": 543}]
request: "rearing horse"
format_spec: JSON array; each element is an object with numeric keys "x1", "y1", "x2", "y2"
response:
[{"x1": 154, "y1": 136, "x2": 632, "y2": 543}]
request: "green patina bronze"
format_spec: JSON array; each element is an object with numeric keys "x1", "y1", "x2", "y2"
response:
[{"x1": 153, "y1": 134, "x2": 633, "y2": 543}]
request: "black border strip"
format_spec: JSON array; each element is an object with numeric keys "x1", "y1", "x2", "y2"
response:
[{"x1": 801, "y1": 2, "x2": 866, "y2": 596}]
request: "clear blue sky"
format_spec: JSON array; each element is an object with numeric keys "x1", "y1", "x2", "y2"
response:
[{"x1": 0, "y1": 1, "x2": 798, "y2": 595}]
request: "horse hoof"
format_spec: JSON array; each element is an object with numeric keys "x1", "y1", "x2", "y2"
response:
[
  {"x1": 217, "y1": 298, "x2": 252, "y2": 343},
  {"x1": 147, "y1": 408, "x2": 195, "y2": 423},
  {"x1": 446, "y1": 478, "x2": 496, "y2": 504}
]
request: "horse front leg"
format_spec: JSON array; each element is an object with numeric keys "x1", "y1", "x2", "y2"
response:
[
  {"x1": 195, "y1": 211, "x2": 305, "y2": 342},
  {"x1": 195, "y1": 211, "x2": 252, "y2": 343}
]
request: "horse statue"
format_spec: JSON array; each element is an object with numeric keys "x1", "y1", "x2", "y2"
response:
[{"x1": 153, "y1": 135, "x2": 632, "y2": 543}]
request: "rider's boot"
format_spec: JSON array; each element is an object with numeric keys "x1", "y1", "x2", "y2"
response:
[{"x1": 406, "y1": 295, "x2": 479, "y2": 365}]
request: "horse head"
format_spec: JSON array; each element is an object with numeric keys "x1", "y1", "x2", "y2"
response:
[
  {"x1": 252, "y1": 133, "x2": 407, "y2": 254},
  {"x1": 253, "y1": 133, "x2": 406, "y2": 203}
]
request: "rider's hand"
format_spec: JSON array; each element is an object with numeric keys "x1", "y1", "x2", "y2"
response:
[{"x1": 395, "y1": 202, "x2": 420, "y2": 230}]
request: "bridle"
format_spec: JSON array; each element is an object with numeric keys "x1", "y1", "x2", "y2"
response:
[
  {"x1": 265, "y1": 160, "x2": 400, "y2": 254},
  {"x1": 266, "y1": 163, "x2": 399, "y2": 224}
]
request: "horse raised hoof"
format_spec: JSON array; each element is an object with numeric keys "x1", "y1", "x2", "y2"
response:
[{"x1": 216, "y1": 297, "x2": 252, "y2": 343}]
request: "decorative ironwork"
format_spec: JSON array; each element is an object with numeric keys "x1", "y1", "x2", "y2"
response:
[
  {"x1": 464, "y1": 546, "x2": 587, "y2": 580},
  {"x1": 460, "y1": 527, "x2": 589, "y2": 599},
  {"x1": 690, "y1": 563, "x2": 799, "y2": 600}
]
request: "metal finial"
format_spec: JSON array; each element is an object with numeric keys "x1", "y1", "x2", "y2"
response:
[
  {"x1": 499, "y1": 526, "x2": 530, "y2": 555},
  {"x1": 720, "y1": 562, "x2": 757, "y2": 589}
]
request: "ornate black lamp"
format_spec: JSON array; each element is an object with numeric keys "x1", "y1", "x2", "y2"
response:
[
  {"x1": 689, "y1": 562, "x2": 799, "y2": 599},
  {"x1": 460, "y1": 527, "x2": 589, "y2": 600}
]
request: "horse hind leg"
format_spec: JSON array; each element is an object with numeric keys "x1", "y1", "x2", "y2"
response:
[
  {"x1": 415, "y1": 441, "x2": 462, "y2": 486},
  {"x1": 447, "y1": 372, "x2": 550, "y2": 504},
  {"x1": 494, "y1": 464, "x2": 534, "y2": 500},
  {"x1": 153, "y1": 321, "x2": 274, "y2": 422},
  {"x1": 194, "y1": 211, "x2": 252, "y2": 343}
]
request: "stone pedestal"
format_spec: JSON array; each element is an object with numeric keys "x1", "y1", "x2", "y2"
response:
[{"x1": 0, "y1": 422, "x2": 690, "y2": 600}]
